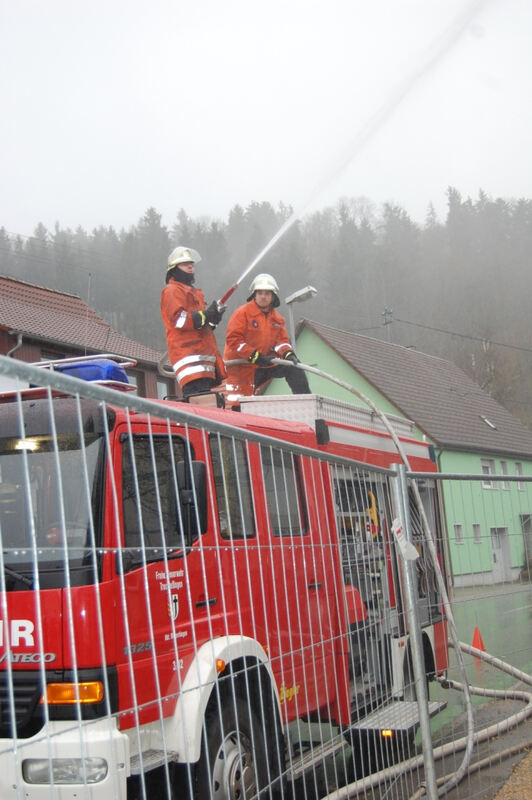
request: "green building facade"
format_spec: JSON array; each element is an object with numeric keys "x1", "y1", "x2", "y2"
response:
[{"x1": 264, "y1": 321, "x2": 532, "y2": 587}]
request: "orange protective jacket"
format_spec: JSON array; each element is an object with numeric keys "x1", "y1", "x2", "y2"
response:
[
  {"x1": 161, "y1": 279, "x2": 225, "y2": 390},
  {"x1": 223, "y1": 300, "x2": 293, "y2": 396}
]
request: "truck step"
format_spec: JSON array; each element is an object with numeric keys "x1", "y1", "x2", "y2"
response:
[
  {"x1": 351, "y1": 700, "x2": 447, "y2": 734},
  {"x1": 287, "y1": 733, "x2": 348, "y2": 782},
  {"x1": 129, "y1": 749, "x2": 177, "y2": 775}
]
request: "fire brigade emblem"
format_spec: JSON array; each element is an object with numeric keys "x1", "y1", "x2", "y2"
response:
[{"x1": 168, "y1": 594, "x2": 179, "y2": 621}]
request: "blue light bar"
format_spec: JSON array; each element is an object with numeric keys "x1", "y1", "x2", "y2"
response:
[{"x1": 52, "y1": 358, "x2": 130, "y2": 385}]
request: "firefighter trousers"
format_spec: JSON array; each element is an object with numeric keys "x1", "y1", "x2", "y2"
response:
[{"x1": 254, "y1": 364, "x2": 311, "y2": 394}]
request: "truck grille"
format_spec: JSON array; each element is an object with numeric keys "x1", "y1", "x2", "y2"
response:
[{"x1": 0, "y1": 671, "x2": 43, "y2": 738}]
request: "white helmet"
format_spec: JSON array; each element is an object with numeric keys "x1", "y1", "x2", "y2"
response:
[
  {"x1": 247, "y1": 273, "x2": 280, "y2": 307},
  {"x1": 167, "y1": 246, "x2": 201, "y2": 271}
]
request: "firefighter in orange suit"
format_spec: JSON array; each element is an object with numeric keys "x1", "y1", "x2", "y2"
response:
[
  {"x1": 161, "y1": 246, "x2": 226, "y2": 400},
  {"x1": 224, "y1": 273, "x2": 311, "y2": 399}
]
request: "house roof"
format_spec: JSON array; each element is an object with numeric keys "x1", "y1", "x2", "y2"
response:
[
  {"x1": 0, "y1": 275, "x2": 163, "y2": 365},
  {"x1": 302, "y1": 319, "x2": 532, "y2": 458}
]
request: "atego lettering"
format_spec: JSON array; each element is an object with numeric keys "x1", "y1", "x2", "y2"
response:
[{"x1": 0, "y1": 651, "x2": 56, "y2": 664}]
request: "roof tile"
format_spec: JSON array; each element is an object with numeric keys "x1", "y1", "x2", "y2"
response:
[
  {"x1": 303, "y1": 319, "x2": 532, "y2": 458},
  {"x1": 0, "y1": 275, "x2": 163, "y2": 364}
]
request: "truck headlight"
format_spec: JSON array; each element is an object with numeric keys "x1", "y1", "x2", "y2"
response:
[{"x1": 22, "y1": 757, "x2": 108, "y2": 784}]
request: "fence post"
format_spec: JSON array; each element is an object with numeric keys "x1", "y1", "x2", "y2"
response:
[{"x1": 392, "y1": 464, "x2": 439, "y2": 800}]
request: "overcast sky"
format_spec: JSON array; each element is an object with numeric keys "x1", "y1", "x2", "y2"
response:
[{"x1": 1, "y1": 0, "x2": 531, "y2": 238}]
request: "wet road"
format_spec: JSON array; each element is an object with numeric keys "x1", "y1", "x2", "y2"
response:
[
  {"x1": 300, "y1": 582, "x2": 532, "y2": 799},
  {"x1": 430, "y1": 582, "x2": 532, "y2": 738}
]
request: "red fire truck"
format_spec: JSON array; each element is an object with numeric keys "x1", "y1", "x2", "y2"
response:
[{"x1": 0, "y1": 356, "x2": 448, "y2": 799}]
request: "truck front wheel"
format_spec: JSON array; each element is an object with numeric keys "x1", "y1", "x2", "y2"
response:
[{"x1": 194, "y1": 693, "x2": 270, "y2": 800}]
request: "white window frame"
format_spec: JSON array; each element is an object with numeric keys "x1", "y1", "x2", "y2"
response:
[
  {"x1": 472, "y1": 523, "x2": 482, "y2": 544},
  {"x1": 454, "y1": 523, "x2": 464, "y2": 544},
  {"x1": 515, "y1": 462, "x2": 525, "y2": 491},
  {"x1": 126, "y1": 369, "x2": 146, "y2": 397},
  {"x1": 157, "y1": 377, "x2": 172, "y2": 400},
  {"x1": 499, "y1": 461, "x2": 510, "y2": 489},
  {"x1": 481, "y1": 458, "x2": 496, "y2": 489}
]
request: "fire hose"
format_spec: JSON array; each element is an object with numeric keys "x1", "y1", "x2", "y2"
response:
[
  {"x1": 325, "y1": 643, "x2": 532, "y2": 800},
  {"x1": 225, "y1": 357, "x2": 494, "y2": 799},
  {"x1": 264, "y1": 360, "x2": 532, "y2": 800},
  {"x1": 158, "y1": 248, "x2": 292, "y2": 378},
  {"x1": 159, "y1": 354, "x2": 528, "y2": 797}
]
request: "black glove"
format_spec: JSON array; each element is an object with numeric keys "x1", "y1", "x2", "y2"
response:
[
  {"x1": 204, "y1": 300, "x2": 225, "y2": 326},
  {"x1": 249, "y1": 350, "x2": 273, "y2": 366},
  {"x1": 283, "y1": 351, "x2": 299, "y2": 364},
  {"x1": 191, "y1": 310, "x2": 207, "y2": 329}
]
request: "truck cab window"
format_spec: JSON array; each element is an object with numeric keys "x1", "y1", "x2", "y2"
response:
[
  {"x1": 209, "y1": 435, "x2": 255, "y2": 539},
  {"x1": 122, "y1": 435, "x2": 186, "y2": 554},
  {"x1": 261, "y1": 447, "x2": 308, "y2": 537},
  {"x1": 0, "y1": 432, "x2": 103, "y2": 584}
]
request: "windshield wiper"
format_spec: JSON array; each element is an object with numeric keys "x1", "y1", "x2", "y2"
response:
[{"x1": 3, "y1": 564, "x2": 34, "y2": 589}]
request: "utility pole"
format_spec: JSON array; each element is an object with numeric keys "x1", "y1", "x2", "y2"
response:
[{"x1": 382, "y1": 307, "x2": 393, "y2": 342}]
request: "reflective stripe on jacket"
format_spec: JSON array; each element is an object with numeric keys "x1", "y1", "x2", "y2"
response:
[
  {"x1": 223, "y1": 300, "x2": 293, "y2": 396},
  {"x1": 161, "y1": 279, "x2": 225, "y2": 389}
]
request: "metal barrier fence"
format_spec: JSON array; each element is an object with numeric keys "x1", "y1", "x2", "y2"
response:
[{"x1": 0, "y1": 355, "x2": 531, "y2": 800}]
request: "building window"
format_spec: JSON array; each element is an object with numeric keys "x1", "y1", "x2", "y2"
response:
[
  {"x1": 472, "y1": 523, "x2": 482, "y2": 544},
  {"x1": 126, "y1": 370, "x2": 146, "y2": 397},
  {"x1": 454, "y1": 523, "x2": 464, "y2": 544},
  {"x1": 490, "y1": 527, "x2": 507, "y2": 549},
  {"x1": 500, "y1": 461, "x2": 510, "y2": 489},
  {"x1": 515, "y1": 462, "x2": 524, "y2": 491},
  {"x1": 40, "y1": 349, "x2": 66, "y2": 362},
  {"x1": 481, "y1": 458, "x2": 496, "y2": 489},
  {"x1": 157, "y1": 378, "x2": 173, "y2": 400}
]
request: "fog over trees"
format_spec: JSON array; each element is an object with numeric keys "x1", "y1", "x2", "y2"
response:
[{"x1": 1, "y1": 187, "x2": 531, "y2": 428}]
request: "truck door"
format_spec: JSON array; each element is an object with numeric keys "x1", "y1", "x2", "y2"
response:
[
  {"x1": 114, "y1": 425, "x2": 222, "y2": 729},
  {"x1": 207, "y1": 435, "x2": 269, "y2": 652},
  {"x1": 259, "y1": 446, "x2": 336, "y2": 717}
]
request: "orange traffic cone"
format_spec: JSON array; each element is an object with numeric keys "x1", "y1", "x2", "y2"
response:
[{"x1": 472, "y1": 626, "x2": 485, "y2": 652}]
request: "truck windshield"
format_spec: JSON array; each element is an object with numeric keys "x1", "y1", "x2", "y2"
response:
[{"x1": 0, "y1": 432, "x2": 104, "y2": 585}]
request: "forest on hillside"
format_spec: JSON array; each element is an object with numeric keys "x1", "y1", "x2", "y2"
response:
[{"x1": 1, "y1": 187, "x2": 531, "y2": 428}]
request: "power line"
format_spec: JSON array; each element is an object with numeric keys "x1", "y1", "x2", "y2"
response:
[
  {"x1": 394, "y1": 317, "x2": 532, "y2": 356},
  {"x1": 0, "y1": 227, "x2": 175, "y2": 272},
  {"x1": 0, "y1": 232, "x2": 124, "y2": 268},
  {"x1": 354, "y1": 325, "x2": 383, "y2": 334},
  {"x1": 0, "y1": 245, "x2": 95, "y2": 271}
]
